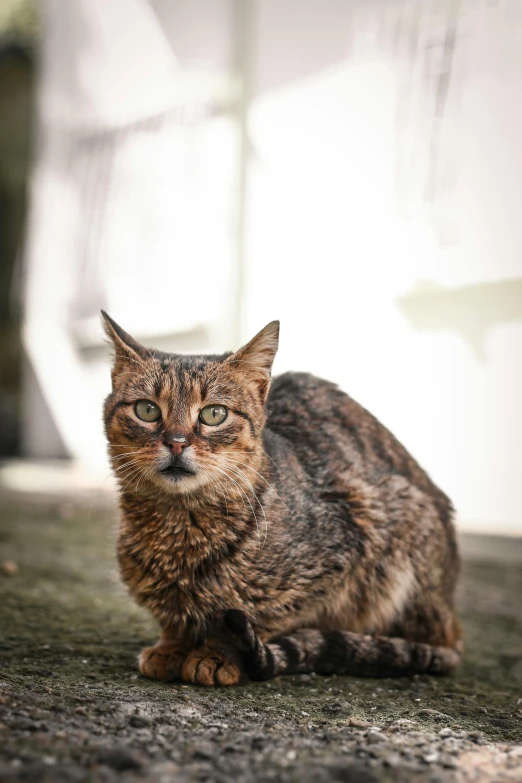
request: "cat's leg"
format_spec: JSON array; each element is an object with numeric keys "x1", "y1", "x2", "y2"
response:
[
  {"x1": 138, "y1": 630, "x2": 190, "y2": 682},
  {"x1": 181, "y1": 637, "x2": 245, "y2": 686}
]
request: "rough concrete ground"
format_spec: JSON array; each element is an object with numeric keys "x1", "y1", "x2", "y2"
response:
[{"x1": 0, "y1": 496, "x2": 521, "y2": 783}]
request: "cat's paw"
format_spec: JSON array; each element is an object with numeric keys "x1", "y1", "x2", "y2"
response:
[
  {"x1": 138, "y1": 644, "x2": 186, "y2": 682},
  {"x1": 181, "y1": 641, "x2": 244, "y2": 687}
]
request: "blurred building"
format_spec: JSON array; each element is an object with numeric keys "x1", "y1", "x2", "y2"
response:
[
  {"x1": 0, "y1": 0, "x2": 36, "y2": 456},
  {"x1": 12, "y1": 0, "x2": 522, "y2": 534}
]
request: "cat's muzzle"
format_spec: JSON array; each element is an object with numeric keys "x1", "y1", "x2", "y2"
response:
[{"x1": 159, "y1": 454, "x2": 197, "y2": 482}]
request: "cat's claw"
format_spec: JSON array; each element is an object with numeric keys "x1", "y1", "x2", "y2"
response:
[
  {"x1": 138, "y1": 644, "x2": 186, "y2": 682},
  {"x1": 181, "y1": 642, "x2": 244, "y2": 686}
]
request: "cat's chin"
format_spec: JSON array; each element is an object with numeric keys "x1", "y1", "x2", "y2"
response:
[{"x1": 152, "y1": 470, "x2": 210, "y2": 496}]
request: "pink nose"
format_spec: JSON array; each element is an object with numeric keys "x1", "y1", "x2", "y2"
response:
[{"x1": 163, "y1": 434, "x2": 188, "y2": 456}]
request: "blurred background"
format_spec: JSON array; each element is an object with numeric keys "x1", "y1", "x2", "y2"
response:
[{"x1": 0, "y1": 0, "x2": 521, "y2": 536}]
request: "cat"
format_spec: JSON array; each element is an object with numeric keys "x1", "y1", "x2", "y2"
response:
[{"x1": 102, "y1": 311, "x2": 461, "y2": 686}]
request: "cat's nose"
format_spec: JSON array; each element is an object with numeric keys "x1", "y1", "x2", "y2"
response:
[{"x1": 163, "y1": 433, "x2": 189, "y2": 457}]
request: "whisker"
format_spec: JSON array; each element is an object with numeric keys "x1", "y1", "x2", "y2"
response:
[
  {"x1": 117, "y1": 470, "x2": 142, "y2": 489},
  {"x1": 205, "y1": 471, "x2": 230, "y2": 521},
  {"x1": 135, "y1": 463, "x2": 152, "y2": 494},
  {"x1": 112, "y1": 459, "x2": 142, "y2": 474},
  {"x1": 219, "y1": 460, "x2": 268, "y2": 546},
  {"x1": 210, "y1": 464, "x2": 247, "y2": 511},
  {"x1": 201, "y1": 470, "x2": 221, "y2": 508},
  {"x1": 211, "y1": 464, "x2": 261, "y2": 547},
  {"x1": 119, "y1": 466, "x2": 143, "y2": 491},
  {"x1": 119, "y1": 460, "x2": 149, "y2": 493},
  {"x1": 221, "y1": 455, "x2": 289, "y2": 511},
  {"x1": 114, "y1": 463, "x2": 147, "y2": 485}
]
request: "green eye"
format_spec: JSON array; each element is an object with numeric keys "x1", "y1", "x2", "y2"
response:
[
  {"x1": 199, "y1": 405, "x2": 228, "y2": 426},
  {"x1": 135, "y1": 400, "x2": 161, "y2": 422}
]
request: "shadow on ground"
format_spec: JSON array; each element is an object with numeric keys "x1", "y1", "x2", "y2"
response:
[{"x1": 0, "y1": 498, "x2": 521, "y2": 782}]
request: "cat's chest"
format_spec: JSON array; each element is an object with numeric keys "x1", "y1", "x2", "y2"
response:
[
  {"x1": 119, "y1": 507, "x2": 218, "y2": 582},
  {"x1": 117, "y1": 505, "x2": 254, "y2": 630}
]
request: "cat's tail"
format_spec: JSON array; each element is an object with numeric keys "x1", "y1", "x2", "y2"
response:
[{"x1": 224, "y1": 610, "x2": 461, "y2": 679}]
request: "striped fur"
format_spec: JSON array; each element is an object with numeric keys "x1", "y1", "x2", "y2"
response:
[{"x1": 224, "y1": 610, "x2": 461, "y2": 679}]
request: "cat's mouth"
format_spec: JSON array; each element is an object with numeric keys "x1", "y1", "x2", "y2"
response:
[{"x1": 160, "y1": 464, "x2": 196, "y2": 482}]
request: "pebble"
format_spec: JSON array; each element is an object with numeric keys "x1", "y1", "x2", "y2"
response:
[
  {"x1": 439, "y1": 728, "x2": 454, "y2": 738},
  {"x1": 95, "y1": 746, "x2": 145, "y2": 771},
  {"x1": 322, "y1": 701, "x2": 352, "y2": 716},
  {"x1": 1, "y1": 560, "x2": 18, "y2": 576},
  {"x1": 440, "y1": 754, "x2": 458, "y2": 769},
  {"x1": 383, "y1": 753, "x2": 402, "y2": 768},
  {"x1": 148, "y1": 761, "x2": 181, "y2": 783},
  {"x1": 418, "y1": 708, "x2": 451, "y2": 721},
  {"x1": 129, "y1": 714, "x2": 151, "y2": 728},
  {"x1": 11, "y1": 717, "x2": 38, "y2": 731},
  {"x1": 348, "y1": 718, "x2": 371, "y2": 728},
  {"x1": 366, "y1": 729, "x2": 386, "y2": 744},
  {"x1": 192, "y1": 742, "x2": 217, "y2": 761}
]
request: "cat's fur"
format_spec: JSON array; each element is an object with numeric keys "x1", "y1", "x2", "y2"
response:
[{"x1": 102, "y1": 312, "x2": 461, "y2": 686}]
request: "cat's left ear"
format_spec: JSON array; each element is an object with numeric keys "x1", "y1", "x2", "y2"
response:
[
  {"x1": 101, "y1": 311, "x2": 148, "y2": 378},
  {"x1": 226, "y1": 321, "x2": 279, "y2": 387}
]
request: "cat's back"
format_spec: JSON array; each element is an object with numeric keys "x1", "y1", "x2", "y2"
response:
[
  {"x1": 266, "y1": 371, "x2": 452, "y2": 519},
  {"x1": 267, "y1": 370, "x2": 400, "y2": 456}
]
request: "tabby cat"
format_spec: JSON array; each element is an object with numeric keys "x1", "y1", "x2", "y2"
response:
[{"x1": 102, "y1": 312, "x2": 461, "y2": 686}]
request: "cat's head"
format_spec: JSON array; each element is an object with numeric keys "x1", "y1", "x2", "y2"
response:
[{"x1": 102, "y1": 312, "x2": 279, "y2": 496}]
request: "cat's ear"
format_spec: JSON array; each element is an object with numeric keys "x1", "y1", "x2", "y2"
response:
[
  {"x1": 226, "y1": 321, "x2": 280, "y2": 386},
  {"x1": 101, "y1": 311, "x2": 148, "y2": 376}
]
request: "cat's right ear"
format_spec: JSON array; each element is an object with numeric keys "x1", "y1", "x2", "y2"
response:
[
  {"x1": 225, "y1": 321, "x2": 279, "y2": 403},
  {"x1": 101, "y1": 311, "x2": 147, "y2": 378}
]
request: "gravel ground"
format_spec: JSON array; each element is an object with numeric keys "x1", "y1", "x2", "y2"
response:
[{"x1": 0, "y1": 496, "x2": 521, "y2": 783}]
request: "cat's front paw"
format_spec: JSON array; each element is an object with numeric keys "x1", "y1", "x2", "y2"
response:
[
  {"x1": 181, "y1": 641, "x2": 244, "y2": 686},
  {"x1": 138, "y1": 644, "x2": 186, "y2": 682}
]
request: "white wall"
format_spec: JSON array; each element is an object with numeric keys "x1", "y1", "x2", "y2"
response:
[{"x1": 243, "y1": 0, "x2": 522, "y2": 534}]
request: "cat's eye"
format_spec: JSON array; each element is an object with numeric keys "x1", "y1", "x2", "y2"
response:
[
  {"x1": 135, "y1": 400, "x2": 161, "y2": 422},
  {"x1": 199, "y1": 405, "x2": 228, "y2": 426}
]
